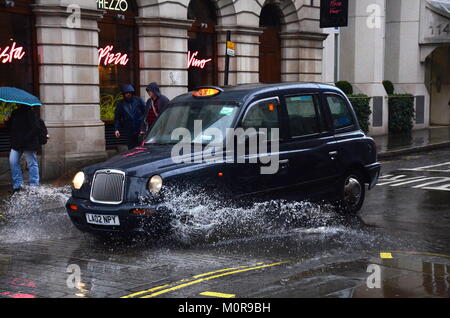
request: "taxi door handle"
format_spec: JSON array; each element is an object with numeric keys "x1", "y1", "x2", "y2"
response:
[
  {"x1": 329, "y1": 151, "x2": 338, "y2": 160},
  {"x1": 279, "y1": 159, "x2": 289, "y2": 169}
]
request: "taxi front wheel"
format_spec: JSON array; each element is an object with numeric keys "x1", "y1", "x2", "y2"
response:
[{"x1": 337, "y1": 170, "x2": 366, "y2": 214}]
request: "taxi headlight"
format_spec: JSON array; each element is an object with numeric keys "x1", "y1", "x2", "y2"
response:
[
  {"x1": 148, "y1": 175, "x2": 163, "y2": 194},
  {"x1": 72, "y1": 171, "x2": 85, "y2": 190}
]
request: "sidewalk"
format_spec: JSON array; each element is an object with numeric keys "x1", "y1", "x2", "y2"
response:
[{"x1": 374, "y1": 126, "x2": 450, "y2": 159}]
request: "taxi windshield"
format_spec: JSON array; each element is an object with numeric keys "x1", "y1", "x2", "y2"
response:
[{"x1": 144, "y1": 101, "x2": 239, "y2": 145}]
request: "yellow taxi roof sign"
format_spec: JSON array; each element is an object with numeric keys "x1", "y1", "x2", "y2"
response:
[{"x1": 192, "y1": 87, "x2": 223, "y2": 98}]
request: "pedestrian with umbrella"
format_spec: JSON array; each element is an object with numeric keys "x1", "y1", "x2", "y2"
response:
[{"x1": 1, "y1": 87, "x2": 44, "y2": 193}]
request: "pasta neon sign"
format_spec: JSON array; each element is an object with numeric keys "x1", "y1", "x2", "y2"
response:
[
  {"x1": 98, "y1": 45, "x2": 129, "y2": 66},
  {"x1": 187, "y1": 51, "x2": 212, "y2": 69},
  {"x1": 0, "y1": 42, "x2": 25, "y2": 64}
]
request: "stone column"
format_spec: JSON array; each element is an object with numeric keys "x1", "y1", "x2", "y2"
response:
[
  {"x1": 216, "y1": 26, "x2": 263, "y2": 86},
  {"x1": 385, "y1": 0, "x2": 431, "y2": 130},
  {"x1": 33, "y1": 1, "x2": 107, "y2": 180},
  {"x1": 136, "y1": 17, "x2": 192, "y2": 100},
  {"x1": 281, "y1": 32, "x2": 326, "y2": 83},
  {"x1": 340, "y1": 0, "x2": 388, "y2": 136}
]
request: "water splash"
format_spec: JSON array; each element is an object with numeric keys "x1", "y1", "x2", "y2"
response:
[
  {"x1": 0, "y1": 185, "x2": 413, "y2": 255},
  {"x1": 152, "y1": 187, "x2": 347, "y2": 246},
  {"x1": 0, "y1": 185, "x2": 77, "y2": 243}
]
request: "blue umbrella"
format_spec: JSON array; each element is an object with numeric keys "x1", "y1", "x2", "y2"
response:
[{"x1": 0, "y1": 87, "x2": 42, "y2": 107}]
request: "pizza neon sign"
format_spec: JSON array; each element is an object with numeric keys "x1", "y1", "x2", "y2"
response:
[
  {"x1": 98, "y1": 45, "x2": 129, "y2": 66},
  {"x1": 0, "y1": 42, "x2": 25, "y2": 64},
  {"x1": 187, "y1": 51, "x2": 212, "y2": 69}
]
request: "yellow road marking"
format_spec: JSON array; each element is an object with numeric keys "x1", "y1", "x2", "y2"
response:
[
  {"x1": 200, "y1": 291, "x2": 236, "y2": 298},
  {"x1": 141, "y1": 261, "x2": 288, "y2": 298},
  {"x1": 193, "y1": 265, "x2": 251, "y2": 279},
  {"x1": 380, "y1": 252, "x2": 393, "y2": 259},
  {"x1": 121, "y1": 284, "x2": 170, "y2": 298},
  {"x1": 390, "y1": 251, "x2": 450, "y2": 260}
]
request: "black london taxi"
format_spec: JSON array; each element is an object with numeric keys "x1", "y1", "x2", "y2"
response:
[{"x1": 66, "y1": 83, "x2": 380, "y2": 235}]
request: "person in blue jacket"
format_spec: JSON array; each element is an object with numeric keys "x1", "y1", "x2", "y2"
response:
[{"x1": 114, "y1": 84, "x2": 146, "y2": 149}]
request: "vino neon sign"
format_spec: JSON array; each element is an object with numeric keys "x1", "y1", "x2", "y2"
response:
[
  {"x1": 0, "y1": 42, "x2": 25, "y2": 64},
  {"x1": 187, "y1": 51, "x2": 212, "y2": 69},
  {"x1": 98, "y1": 45, "x2": 129, "y2": 66}
]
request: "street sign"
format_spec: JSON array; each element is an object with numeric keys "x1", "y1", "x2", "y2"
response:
[
  {"x1": 226, "y1": 41, "x2": 236, "y2": 57},
  {"x1": 320, "y1": 0, "x2": 349, "y2": 28}
]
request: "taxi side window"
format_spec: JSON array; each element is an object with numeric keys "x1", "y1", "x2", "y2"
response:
[
  {"x1": 325, "y1": 95, "x2": 355, "y2": 129},
  {"x1": 241, "y1": 99, "x2": 279, "y2": 138},
  {"x1": 285, "y1": 95, "x2": 320, "y2": 137}
]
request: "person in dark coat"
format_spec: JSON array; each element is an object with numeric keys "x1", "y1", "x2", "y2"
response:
[
  {"x1": 5, "y1": 104, "x2": 41, "y2": 192},
  {"x1": 142, "y1": 82, "x2": 170, "y2": 133},
  {"x1": 114, "y1": 84, "x2": 146, "y2": 149}
]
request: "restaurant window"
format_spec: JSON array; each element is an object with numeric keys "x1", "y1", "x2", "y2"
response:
[
  {"x1": 0, "y1": 1, "x2": 37, "y2": 154},
  {"x1": 187, "y1": 0, "x2": 218, "y2": 91},
  {"x1": 98, "y1": 0, "x2": 139, "y2": 147}
]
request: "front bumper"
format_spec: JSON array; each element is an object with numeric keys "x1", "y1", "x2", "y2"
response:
[
  {"x1": 365, "y1": 162, "x2": 381, "y2": 190},
  {"x1": 66, "y1": 197, "x2": 172, "y2": 235}
]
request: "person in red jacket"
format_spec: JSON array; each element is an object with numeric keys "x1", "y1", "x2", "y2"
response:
[{"x1": 142, "y1": 82, "x2": 170, "y2": 133}]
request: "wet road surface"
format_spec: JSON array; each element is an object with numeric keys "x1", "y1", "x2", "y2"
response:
[{"x1": 0, "y1": 149, "x2": 449, "y2": 298}]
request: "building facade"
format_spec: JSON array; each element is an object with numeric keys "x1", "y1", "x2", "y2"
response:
[
  {"x1": 323, "y1": 0, "x2": 450, "y2": 136},
  {"x1": 0, "y1": 0, "x2": 327, "y2": 182}
]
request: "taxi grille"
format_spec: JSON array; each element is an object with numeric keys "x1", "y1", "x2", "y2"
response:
[{"x1": 90, "y1": 170, "x2": 125, "y2": 204}]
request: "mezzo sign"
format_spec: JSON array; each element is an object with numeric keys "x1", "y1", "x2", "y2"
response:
[{"x1": 97, "y1": 0, "x2": 129, "y2": 12}]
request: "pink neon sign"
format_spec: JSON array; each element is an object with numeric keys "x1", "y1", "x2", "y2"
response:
[
  {"x1": 0, "y1": 42, "x2": 25, "y2": 64},
  {"x1": 187, "y1": 51, "x2": 212, "y2": 69},
  {"x1": 98, "y1": 45, "x2": 129, "y2": 66}
]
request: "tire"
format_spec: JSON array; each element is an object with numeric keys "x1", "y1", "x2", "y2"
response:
[{"x1": 337, "y1": 170, "x2": 366, "y2": 214}]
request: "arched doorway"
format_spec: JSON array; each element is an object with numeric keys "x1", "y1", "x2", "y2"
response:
[
  {"x1": 187, "y1": 0, "x2": 218, "y2": 90},
  {"x1": 426, "y1": 47, "x2": 450, "y2": 126},
  {"x1": 259, "y1": 4, "x2": 283, "y2": 83},
  {"x1": 97, "y1": 1, "x2": 139, "y2": 147}
]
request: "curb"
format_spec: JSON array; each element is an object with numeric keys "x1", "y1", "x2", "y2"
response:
[{"x1": 378, "y1": 141, "x2": 450, "y2": 160}]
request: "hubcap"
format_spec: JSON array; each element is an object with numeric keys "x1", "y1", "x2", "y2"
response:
[{"x1": 344, "y1": 176, "x2": 362, "y2": 208}]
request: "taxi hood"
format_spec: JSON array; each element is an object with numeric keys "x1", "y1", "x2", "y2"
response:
[{"x1": 83, "y1": 145, "x2": 203, "y2": 178}]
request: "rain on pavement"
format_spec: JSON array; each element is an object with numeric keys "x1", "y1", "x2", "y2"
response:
[{"x1": 0, "y1": 149, "x2": 449, "y2": 298}]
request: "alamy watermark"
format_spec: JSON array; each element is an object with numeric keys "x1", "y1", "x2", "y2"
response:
[
  {"x1": 366, "y1": 4, "x2": 382, "y2": 29},
  {"x1": 66, "y1": 4, "x2": 81, "y2": 29},
  {"x1": 366, "y1": 264, "x2": 381, "y2": 289},
  {"x1": 170, "y1": 120, "x2": 280, "y2": 175},
  {"x1": 66, "y1": 264, "x2": 82, "y2": 289}
]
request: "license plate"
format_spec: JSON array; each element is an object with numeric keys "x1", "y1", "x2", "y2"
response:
[{"x1": 86, "y1": 213, "x2": 120, "y2": 226}]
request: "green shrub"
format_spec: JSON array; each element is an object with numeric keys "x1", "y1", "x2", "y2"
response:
[
  {"x1": 100, "y1": 93, "x2": 123, "y2": 122},
  {"x1": 383, "y1": 80, "x2": 394, "y2": 95},
  {"x1": 335, "y1": 81, "x2": 353, "y2": 95},
  {"x1": 0, "y1": 101, "x2": 18, "y2": 124},
  {"x1": 348, "y1": 94, "x2": 372, "y2": 134},
  {"x1": 388, "y1": 94, "x2": 415, "y2": 134}
]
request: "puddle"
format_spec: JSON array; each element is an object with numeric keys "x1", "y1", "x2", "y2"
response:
[
  {"x1": 0, "y1": 185, "x2": 77, "y2": 243},
  {"x1": 0, "y1": 185, "x2": 420, "y2": 257}
]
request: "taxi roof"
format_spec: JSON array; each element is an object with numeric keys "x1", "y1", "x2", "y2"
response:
[{"x1": 171, "y1": 82, "x2": 342, "y2": 106}]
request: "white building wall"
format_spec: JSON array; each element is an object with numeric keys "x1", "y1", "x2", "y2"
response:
[
  {"x1": 385, "y1": 0, "x2": 430, "y2": 130},
  {"x1": 322, "y1": 27, "x2": 339, "y2": 84}
]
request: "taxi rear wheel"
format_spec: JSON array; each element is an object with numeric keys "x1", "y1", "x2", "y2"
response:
[{"x1": 338, "y1": 170, "x2": 365, "y2": 214}]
